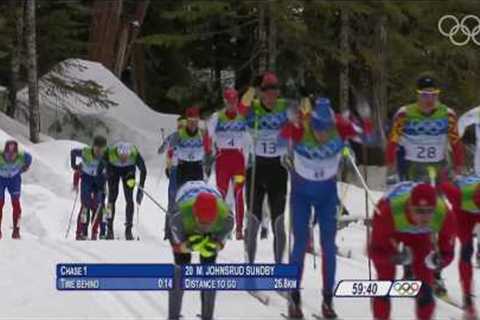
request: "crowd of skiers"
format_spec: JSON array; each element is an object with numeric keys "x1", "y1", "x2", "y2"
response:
[{"x1": 1, "y1": 71, "x2": 480, "y2": 320}]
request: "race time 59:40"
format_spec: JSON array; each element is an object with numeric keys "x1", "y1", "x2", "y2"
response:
[{"x1": 334, "y1": 280, "x2": 392, "y2": 297}]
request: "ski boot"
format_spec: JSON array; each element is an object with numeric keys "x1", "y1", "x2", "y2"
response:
[
  {"x1": 464, "y1": 295, "x2": 478, "y2": 320},
  {"x1": 12, "y1": 227, "x2": 20, "y2": 239},
  {"x1": 403, "y1": 265, "x2": 414, "y2": 280},
  {"x1": 125, "y1": 226, "x2": 134, "y2": 241},
  {"x1": 236, "y1": 229, "x2": 244, "y2": 240},
  {"x1": 288, "y1": 290, "x2": 304, "y2": 319},
  {"x1": 433, "y1": 272, "x2": 447, "y2": 297},
  {"x1": 260, "y1": 226, "x2": 268, "y2": 239},
  {"x1": 321, "y1": 295, "x2": 338, "y2": 319}
]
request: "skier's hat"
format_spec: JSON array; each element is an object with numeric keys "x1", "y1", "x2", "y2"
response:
[
  {"x1": 4, "y1": 140, "x2": 18, "y2": 154},
  {"x1": 410, "y1": 183, "x2": 437, "y2": 208},
  {"x1": 416, "y1": 75, "x2": 439, "y2": 93},
  {"x1": 311, "y1": 97, "x2": 334, "y2": 131},
  {"x1": 223, "y1": 88, "x2": 238, "y2": 103},
  {"x1": 186, "y1": 106, "x2": 200, "y2": 119},
  {"x1": 93, "y1": 135, "x2": 107, "y2": 148},
  {"x1": 193, "y1": 192, "x2": 218, "y2": 224},
  {"x1": 260, "y1": 71, "x2": 279, "y2": 90}
]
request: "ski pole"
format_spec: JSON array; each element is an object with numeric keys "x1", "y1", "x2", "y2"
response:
[
  {"x1": 136, "y1": 205, "x2": 141, "y2": 241},
  {"x1": 126, "y1": 179, "x2": 168, "y2": 214},
  {"x1": 65, "y1": 188, "x2": 80, "y2": 239},
  {"x1": 343, "y1": 147, "x2": 379, "y2": 210},
  {"x1": 342, "y1": 146, "x2": 373, "y2": 280}
]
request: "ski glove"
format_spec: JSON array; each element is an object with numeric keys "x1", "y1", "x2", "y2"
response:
[
  {"x1": 188, "y1": 235, "x2": 218, "y2": 258},
  {"x1": 165, "y1": 167, "x2": 171, "y2": 179},
  {"x1": 281, "y1": 154, "x2": 294, "y2": 171},
  {"x1": 391, "y1": 246, "x2": 413, "y2": 266},
  {"x1": 136, "y1": 189, "x2": 144, "y2": 205},
  {"x1": 386, "y1": 174, "x2": 400, "y2": 187},
  {"x1": 204, "y1": 155, "x2": 215, "y2": 178},
  {"x1": 425, "y1": 251, "x2": 443, "y2": 270}
]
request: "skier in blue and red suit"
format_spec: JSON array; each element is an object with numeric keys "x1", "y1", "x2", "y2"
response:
[
  {"x1": 0, "y1": 140, "x2": 32, "y2": 239},
  {"x1": 280, "y1": 97, "x2": 373, "y2": 319}
]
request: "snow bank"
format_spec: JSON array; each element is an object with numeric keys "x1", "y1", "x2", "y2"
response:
[{"x1": 16, "y1": 59, "x2": 178, "y2": 166}]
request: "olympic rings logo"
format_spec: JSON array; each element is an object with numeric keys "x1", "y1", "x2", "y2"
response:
[
  {"x1": 438, "y1": 15, "x2": 480, "y2": 46},
  {"x1": 391, "y1": 281, "x2": 421, "y2": 296}
]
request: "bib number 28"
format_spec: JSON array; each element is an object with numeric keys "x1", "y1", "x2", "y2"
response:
[{"x1": 416, "y1": 146, "x2": 437, "y2": 160}]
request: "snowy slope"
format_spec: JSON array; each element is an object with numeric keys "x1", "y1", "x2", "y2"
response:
[
  {"x1": 0, "y1": 122, "x2": 465, "y2": 319},
  {"x1": 1, "y1": 70, "x2": 466, "y2": 319},
  {"x1": 16, "y1": 59, "x2": 178, "y2": 166}
]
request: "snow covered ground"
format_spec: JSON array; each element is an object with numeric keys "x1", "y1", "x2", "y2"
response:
[{"x1": 0, "y1": 61, "x2": 468, "y2": 319}]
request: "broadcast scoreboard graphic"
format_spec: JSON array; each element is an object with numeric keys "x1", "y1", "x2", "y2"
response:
[
  {"x1": 334, "y1": 280, "x2": 423, "y2": 297},
  {"x1": 56, "y1": 263, "x2": 300, "y2": 291}
]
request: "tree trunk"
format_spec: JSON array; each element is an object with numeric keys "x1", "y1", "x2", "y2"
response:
[
  {"x1": 7, "y1": 0, "x2": 24, "y2": 118},
  {"x1": 25, "y1": 0, "x2": 40, "y2": 143},
  {"x1": 133, "y1": 43, "x2": 146, "y2": 99},
  {"x1": 88, "y1": 0, "x2": 123, "y2": 71},
  {"x1": 372, "y1": 15, "x2": 387, "y2": 146},
  {"x1": 123, "y1": 0, "x2": 150, "y2": 70},
  {"x1": 267, "y1": 1, "x2": 276, "y2": 71},
  {"x1": 114, "y1": 17, "x2": 130, "y2": 76},
  {"x1": 257, "y1": 1, "x2": 267, "y2": 74},
  {"x1": 339, "y1": 8, "x2": 349, "y2": 113}
]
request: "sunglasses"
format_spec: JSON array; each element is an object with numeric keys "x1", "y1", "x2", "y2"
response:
[
  {"x1": 260, "y1": 85, "x2": 280, "y2": 92},
  {"x1": 411, "y1": 206, "x2": 435, "y2": 215},
  {"x1": 417, "y1": 89, "x2": 440, "y2": 97}
]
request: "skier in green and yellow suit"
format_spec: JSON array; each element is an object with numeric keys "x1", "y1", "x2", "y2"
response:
[{"x1": 168, "y1": 180, "x2": 234, "y2": 320}]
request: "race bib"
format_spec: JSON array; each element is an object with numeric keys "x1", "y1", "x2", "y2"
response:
[
  {"x1": 216, "y1": 131, "x2": 245, "y2": 149},
  {"x1": 294, "y1": 152, "x2": 341, "y2": 181},
  {"x1": 403, "y1": 135, "x2": 447, "y2": 163},
  {"x1": 0, "y1": 164, "x2": 21, "y2": 178},
  {"x1": 255, "y1": 131, "x2": 284, "y2": 157},
  {"x1": 176, "y1": 145, "x2": 204, "y2": 162}
]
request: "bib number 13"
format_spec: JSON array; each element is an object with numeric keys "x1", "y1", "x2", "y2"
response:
[
  {"x1": 261, "y1": 142, "x2": 277, "y2": 155},
  {"x1": 417, "y1": 146, "x2": 437, "y2": 160}
]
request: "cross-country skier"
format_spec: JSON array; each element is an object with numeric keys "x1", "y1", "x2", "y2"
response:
[
  {"x1": 174, "y1": 107, "x2": 213, "y2": 188},
  {"x1": 162, "y1": 117, "x2": 186, "y2": 240},
  {"x1": 440, "y1": 176, "x2": 480, "y2": 320},
  {"x1": 386, "y1": 75, "x2": 464, "y2": 183},
  {"x1": 0, "y1": 140, "x2": 31, "y2": 239},
  {"x1": 458, "y1": 107, "x2": 480, "y2": 268},
  {"x1": 240, "y1": 71, "x2": 292, "y2": 264},
  {"x1": 280, "y1": 97, "x2": 373, "y2": 319},
  {"x1": 369, "y1": 182, "x2": 456, "y2": 320},
  {"x1": 71, "y1": 135, "x2": 108, "y2": 240},
  {"x1": 207, "y1": 88, "x2": 249, "y2": 240},
  {"x1": 99, "y1": 142, "x2": 147, "y2": 240},
  {"x1": 168, "y1": 180, "x2": 234, "y2": 320}
]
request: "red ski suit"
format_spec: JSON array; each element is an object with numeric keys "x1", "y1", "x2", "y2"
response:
[
  {"x1": 440, "y1": 181, "x2": 480, "y2": 298},
  {"x1": 369, "y1": 198, "x2": 456, "y2": 320},
  {"x1": 207, "y1": 107, "x2": 248, "y2": 233}
]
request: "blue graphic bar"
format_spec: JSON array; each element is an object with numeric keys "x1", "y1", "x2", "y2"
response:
[
  {"x1": 182, "y1": 276, "x2": 299, "y2": 291},
  {"x1": 56, "y1": 264, "x2": 175, "y2": 278},
  {"x1": 182, "y1": 264, "x2": 299, "y2": 278},
  {"x1": 57, "y1": 277, "x2": 173, "y2": 290}
]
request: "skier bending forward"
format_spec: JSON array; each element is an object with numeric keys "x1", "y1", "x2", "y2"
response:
[
  {"x1": 369, "y1": 182, "x2": 455, "y2": 320},
  {"x1": 440, "y1": 176, "x2": 480, "y2": 320},
  {"x1": 168, "y1": 180, "x2": 234, "y2": 320}
]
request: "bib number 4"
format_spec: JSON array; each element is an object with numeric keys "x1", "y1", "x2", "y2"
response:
[{"x1": 416, "y1": 146, "x2": 437, "y2": 160}]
